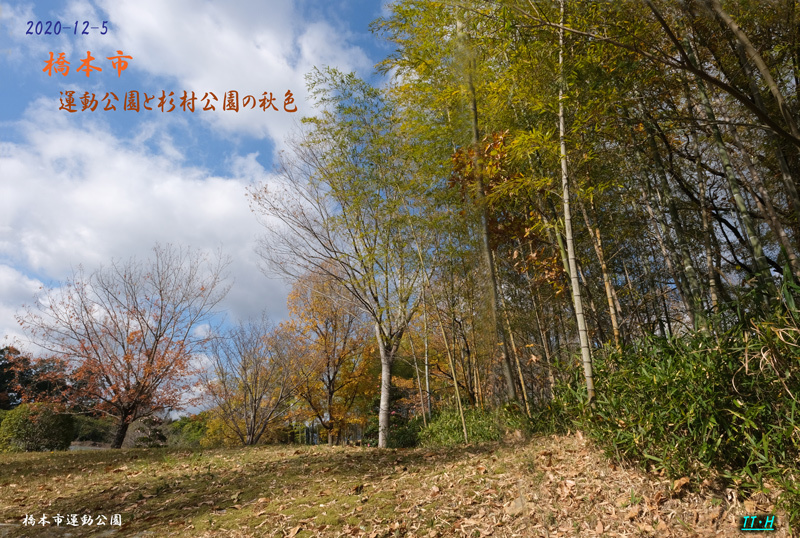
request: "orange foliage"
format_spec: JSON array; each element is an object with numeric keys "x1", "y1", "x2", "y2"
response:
[
  {"x1": 288, "y1": 270, "x2": 375, "y2": 442},
  {"x1": 17, "y1": 245, "x2": 228, "y2": 447}
]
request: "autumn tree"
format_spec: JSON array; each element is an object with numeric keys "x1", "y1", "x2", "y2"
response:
[
  {"x1": 17, "y1": 244, "x2": 230, "y2": 448},
  {"x1": 0, "y1": 346, "x2": 15, "y2": 410},
  {"x1": 289, "y1": 271, "x2": 373, "y2": 444},
  {"x1": 203, "y1": 318, "x2": 300, "y2": 446},
  {"x1": 0, "y1": 346, "x2": 70, "y2": 410}
]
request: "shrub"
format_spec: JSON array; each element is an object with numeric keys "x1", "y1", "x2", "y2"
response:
[
  {"x1": 133, "y1": 416, "x2": 168, "y2": 448},
  {"x1": 544, "y1": 311, "x2": 800, "y2": 531},
  {"x1": 0, "y1": 403, "x2": 74, "y2": 452},
  {"x1": 363, "y1": 411, "x2": 424, "y2": 448},
  {"x1": 166, "y1": 413, "x2": 210, "y2": 447},
  {"x1": 583, "y1": 325, "x2": 800, "y2": 481},
  {"x1": 391, "y1": 414, "x2": 424, "y2": 448},
  {"x1": 72, "y1": 415, "x2": 115, "y2": 444},
  {"x1": 419, "y1": 405, "x2": 532, "y2": 448},
  {"x1": 200, "y1": 414, "x2": 241, "y2": 448}
]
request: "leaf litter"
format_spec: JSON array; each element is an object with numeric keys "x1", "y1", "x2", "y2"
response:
[{"x1": 0, "y1": 432, "x2": 793, "y2": 537}]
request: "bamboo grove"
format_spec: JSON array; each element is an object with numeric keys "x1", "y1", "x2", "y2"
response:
[{"x1": 248, "y1": 0, "x2": 800, "y2": 459}]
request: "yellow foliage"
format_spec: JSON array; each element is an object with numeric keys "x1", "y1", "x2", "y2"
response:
[{"x1": 201, "y1": 414, "x2": 242, "y2": 448}]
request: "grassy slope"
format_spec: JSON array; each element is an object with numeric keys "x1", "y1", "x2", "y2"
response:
[{"x1": 0, "y1": 433, "x2": 792, "y2": 537}]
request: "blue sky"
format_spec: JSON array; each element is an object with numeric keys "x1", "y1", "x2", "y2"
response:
[{"x1": 0, "y1": 0, "x2": 392, "y2": 347}]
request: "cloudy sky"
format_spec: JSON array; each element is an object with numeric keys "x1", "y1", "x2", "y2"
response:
[{"x1": 0, "y1": 0, "x2": 390, "y2": 348}]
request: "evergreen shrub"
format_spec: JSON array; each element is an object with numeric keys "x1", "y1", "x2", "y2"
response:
[
  {"x1": 419, "y1": 404, "x2": 531, "y2": 447},
  {"x1": 0, "y1": 403, "x2": 74, "y2": 452},
  {"x1": 73, "y1": 415, "x2": 115, "y2": 444}
]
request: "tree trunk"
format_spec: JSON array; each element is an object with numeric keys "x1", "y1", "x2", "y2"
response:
[
  {"x1": 643, "y1": 122, "x2": 708, "y2": 331},
  {"x1": 559, "y1": 0, "x2": 594, "y2": 401},
  {"x1": 689, "y1": 104, "x2": 720, "y2": 319},
  {"x1": 458, "y1": 16, "x2": 517, "y2": 402},
  {"x1": 376, "y1": 325, "x2": 394, "y2": 449},
  {"x1": 111, "y1": 416, "x2": 131, "y2": 449},
  {"x1": 640, "y1": 183, "x2": 694, "y2": 326},
  {"x1": 580, "y1": 200, "x2": 621, "y2": 350},
  {"x1": 408, "y1": 221, "x2": 467, "y2": 443},
  {"x1": 422, "y1": 294, "x2": 431, "y2": 418},
  {"x1": 327, "y1": 391, "x2": 335, "y2": 445},
  {"x1": 408, "y1": 335, "x2": 428, "y2": 427},
  {"x1": 495, "y1": 257, "x2": 531, "y2": 416}
]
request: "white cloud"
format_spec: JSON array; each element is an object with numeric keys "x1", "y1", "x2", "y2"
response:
[
  {"x1": 0, "y1": 97, "x2": 289, "y2": 344},
  {"x1": 0, "y1": 265, "x2": 43, "y2": 347},
  {"x1": 0, "y1": 0, "x2": 379, "y2": 349},
  {"x1": 90, "y1": 0, "x2": 371, "y2": 143}
]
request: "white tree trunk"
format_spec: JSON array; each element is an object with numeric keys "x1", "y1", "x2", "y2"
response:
[
  {"x1": 376, "y1": 323, "x2": 393, "y2": 449},
  {"x1": 559, "y1": 0, "x2": 594, "y2": 401}
]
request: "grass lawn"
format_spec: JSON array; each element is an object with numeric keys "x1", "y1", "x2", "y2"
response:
[{"x1": 0, "y1": 432, "x2": 791, "y2": 537}]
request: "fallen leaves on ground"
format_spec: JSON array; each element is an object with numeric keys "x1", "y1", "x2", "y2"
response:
[{"x1": 0, "y1": 433, "x2": 794, "y2": 537}]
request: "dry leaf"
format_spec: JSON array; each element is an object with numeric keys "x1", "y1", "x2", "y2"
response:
[
  {"x1": 287, "y1": 525, "x2": 301, "y2": 537},
  {"x1": 672, "y1": 477, "x2": 690, "y2": 492},
  {"x1": 504, "y1": 496, "x2": 527, "y2": 516},
  {"x1": 650, "y1": 490, "x2": 663, "y2": 508}
]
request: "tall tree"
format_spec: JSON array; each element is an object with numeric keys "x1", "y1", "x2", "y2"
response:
[
  {"x1": 457, "y1": 13, "x2": 518, "y2": 402},
  {"x1": 556, "y1": 0, "x2": 594, "y2": 400},
  {"x1": 249, "y1": 69, "x2": 423, "y2": 448}
]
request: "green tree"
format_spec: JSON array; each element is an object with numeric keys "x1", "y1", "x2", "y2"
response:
[
  {"x1": 0, "y1": 346, "x2": 70, "y2": 410},
  {"x1": 0, "y1": 403, "x2": 74, "y2": 452},
  {"x1": 250, "y1": 69, "x2": 424, "y2": 448}
]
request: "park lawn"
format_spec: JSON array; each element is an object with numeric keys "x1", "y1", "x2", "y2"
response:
[{"x1": 0, "y1": 432, "x2": 790, "y2": 537}]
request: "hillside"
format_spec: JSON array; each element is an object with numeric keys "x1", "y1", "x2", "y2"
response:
[{"x1": 0, "y1": 432, "x2": 789, "y2": 537}]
